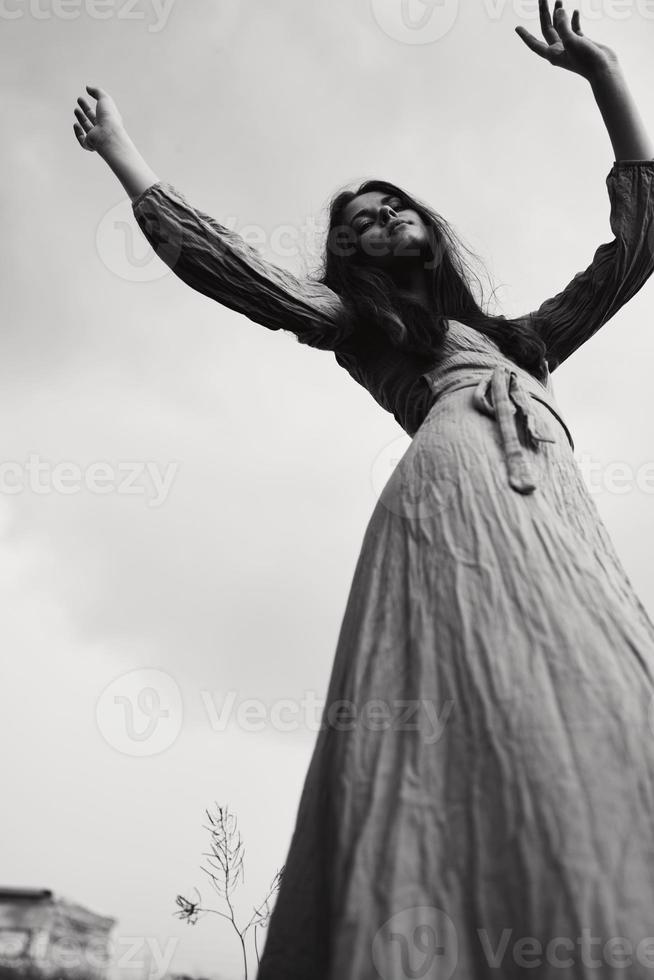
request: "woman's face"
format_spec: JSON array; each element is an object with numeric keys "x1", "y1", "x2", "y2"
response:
[{"x1": 341, "y1": 190, "x2": 430, "y2": 268}]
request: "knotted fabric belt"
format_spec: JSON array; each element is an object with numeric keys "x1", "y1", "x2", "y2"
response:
[{"x1": 423, "y1": 363, "x2": 575, "y2": 496}]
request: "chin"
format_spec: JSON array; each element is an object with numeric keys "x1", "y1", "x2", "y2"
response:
[{"x1": 392, "y1": 231, "x2": 423, "y2": 253}]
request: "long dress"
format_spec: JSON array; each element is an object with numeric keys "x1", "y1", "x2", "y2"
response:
[{"x1": 132, "y1": 160, "x2": 654, "y2": 979}]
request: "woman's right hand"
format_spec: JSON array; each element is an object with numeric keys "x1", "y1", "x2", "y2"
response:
[
  {"x1": 72, "y1": 85, "x2": 160, "y2": 202},
  {"x1": 73, "y1": 85, "x2": 126, "y2": 155}
]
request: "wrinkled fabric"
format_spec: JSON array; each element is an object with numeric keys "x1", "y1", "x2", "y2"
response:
[
  {"x1": 255, "y1": 320, "x2": 654, "y2": 980},
  {"x1": 130, "y1": 162, "x2": 654, "y2": 978}
]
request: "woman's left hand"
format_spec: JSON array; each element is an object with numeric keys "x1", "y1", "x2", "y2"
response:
[{"x1": 516, "y1": 1, "x2": 619, "y2": 81}]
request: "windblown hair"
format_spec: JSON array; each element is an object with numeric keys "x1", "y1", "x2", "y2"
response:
[{"x1": 317, "y1": 178, "x2": 549, "y2": 381}]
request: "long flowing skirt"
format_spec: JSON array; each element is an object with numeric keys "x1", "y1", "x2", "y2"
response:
[{"x1": 256, "y1": 376, "x2": 654, "y2": 980}]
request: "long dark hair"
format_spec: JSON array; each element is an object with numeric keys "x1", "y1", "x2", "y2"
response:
[{"x1": 317, "y1": 178, "x2": 549, "y2": 381}]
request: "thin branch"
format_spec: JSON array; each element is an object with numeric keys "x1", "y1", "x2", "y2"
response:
[{"x1": 175, "y1": 804, "x2": 284, "y2": 980}]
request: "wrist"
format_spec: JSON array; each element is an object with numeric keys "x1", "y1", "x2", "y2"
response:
[
  {"x1": 96, "y1": 125, "x2": 134, "y2": 161},
  {"x1": 587, "y1": 57, "x2": 623, "y2": 89}
]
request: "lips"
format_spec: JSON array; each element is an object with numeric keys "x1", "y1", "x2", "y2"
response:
[{"x1": 389, "y1": 220, "x2": 407, "y2": 235}]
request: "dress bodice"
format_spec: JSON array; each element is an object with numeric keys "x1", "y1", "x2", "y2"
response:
[{"x1": 422, "y1": 318, "x2": 554, "y2": 400}]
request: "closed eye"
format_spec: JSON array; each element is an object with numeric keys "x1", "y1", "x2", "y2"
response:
[{"x1": 354, "y1": 197, "x2": 405, "y2": 233}]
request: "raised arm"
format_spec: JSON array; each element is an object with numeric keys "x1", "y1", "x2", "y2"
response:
[
  {"x1": 516, "y1": 2, "x2": 654, "y2": 161},
  {"x1": 73, "y1": 85, "x2": 160, "y2": 201},
  {"x1": 73, "y1": 86, "x2": 354, "y2": 352},
  {"x1": 519, "y1": 160, "x2": 654, "y2": 371},
  {"x1": 515, "y1": 2, "x2": 654, "y2": 369}
]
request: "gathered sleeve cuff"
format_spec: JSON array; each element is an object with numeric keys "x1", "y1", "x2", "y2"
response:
[
  {"x1": 519, "y1": 159, "x2": 654, "y2": 371},
  {"x1": 131, "y1": 182, "x2": 355, "y2": 351}
]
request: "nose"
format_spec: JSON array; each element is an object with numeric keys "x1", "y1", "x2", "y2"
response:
[{"x1": 379, "y1": 204, "x2": 397, "y2": 226}]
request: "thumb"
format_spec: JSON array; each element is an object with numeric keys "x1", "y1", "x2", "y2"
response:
[{"x1": 86, "y1": 84, "x2": 109, "y2": 100}]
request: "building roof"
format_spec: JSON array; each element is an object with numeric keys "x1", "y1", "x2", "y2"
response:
[
  {"x1": 0, "y1": 889, "x2": 53, "y2": 901},
  {"x1": 0, "y1": 889, "x2": 115, "y2": 929}
]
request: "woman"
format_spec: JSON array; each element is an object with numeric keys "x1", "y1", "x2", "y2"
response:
[{"x1": 74, "y1": 3, "x2": 654, "y2": 978}]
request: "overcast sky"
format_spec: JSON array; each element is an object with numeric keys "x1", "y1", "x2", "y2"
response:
[{"x1": 3, "y1": 1, "x2": 654, "y2": 978}]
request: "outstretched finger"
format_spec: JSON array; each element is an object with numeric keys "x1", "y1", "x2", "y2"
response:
[
  {"x1": 74, "y1": 106, "x2": 93, "y2": 132},
  {"x1": 571, "y1": 8, "x2": 584, "y2": 35},
  {"x1": 553, "y1": 5, "x2": 575, "y2": 42},
  {"x1": 515, "y1": 25, "x2": 552, "y2": 60},
  {"x1": 77, "y1": 96, "x2": 96, "y2": 123},
  {"x1": 73, "y1": 123, "x2": 87, "y2": 148},
  {"x1": 538, "y1": 0, "x2": 560, "y2": 44}
]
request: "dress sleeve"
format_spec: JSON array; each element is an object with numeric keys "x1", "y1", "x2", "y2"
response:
[
  {"x1": 131, "y1": 181, "x2": 354, "y2": 351},
  {"x1": 520, "y1": 159, "x2": 654, "y2": 371}
]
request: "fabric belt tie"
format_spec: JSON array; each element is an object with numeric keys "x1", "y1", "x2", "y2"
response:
[
  {"x1": 474, "y1": 364, "x2": 557, "y2": 494},
  {"x1": 438, "y1": 364, "x2": 559, "y2": 495}
]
